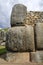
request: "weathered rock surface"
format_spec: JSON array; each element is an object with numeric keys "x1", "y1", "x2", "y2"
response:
[
  {"x1": 31, "y1": 51, "x2": 43, "y2": 63},
  {"x1": 5, "y1": 51, "x2": 30, "y2": 62},
  {"x1": 11, "y1": 4, "x2": 27, "y2": 26},
  {"x1": 35, "y1": 23, "x2": 43, "y2": 49},
  {"x1": 6, "y1": 25, "x2": 35, "y2": 52}
]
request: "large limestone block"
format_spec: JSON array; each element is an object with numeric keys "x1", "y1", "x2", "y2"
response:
[
  {"x1": 11, "y1": 4, "x2": 27, "y2": 26},
  {"x1": 6, "y1": 25, "x2": 35, "y2": 52},
  {"x1": 35, "y1": 23, "x2": 43, "y2": 49},
  {"x1": 5, "y1": 51, "x2": 30, "y2": 62},
  {"x1": 31, "y1": 51, "x2": 43, "y2": 63}
]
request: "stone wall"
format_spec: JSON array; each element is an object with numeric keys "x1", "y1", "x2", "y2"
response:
[
  {"x1": 2, "y1": 4, "x2": 43, "y2": 63},
  {"x1": 0, "y1": 30, "x2": 6, "y2": 46},
  {"x1": 25, "y1": 11, "x2": 43, "y2": 25}
]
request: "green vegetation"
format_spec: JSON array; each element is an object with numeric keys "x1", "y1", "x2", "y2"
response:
[
  {"x1": 0, "y1": 28, "x2": 8, "y2": 32},
  {"x1": 3, "y1": 28, "x2": 8, "y2": 32},
  {"x1": 0, "y1": 46, "x2": 7, "y2": 54}
]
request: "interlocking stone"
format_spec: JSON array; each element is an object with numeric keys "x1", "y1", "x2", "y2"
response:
[
  {"x1": 25, "y1": 11, "x2": 43, "y2": 25},
  {"x1": 35, "y1": 23, "x2": 43, "y2": 50},
  {"x1": 31, "y1": 51, "x2": 43, "y2": 63},
  {"x1": 6, "y1": 25, "x2": 35, "y2": 52},
  {"x1": 11, "y1": 4, "x2": 27, "y2": 26},
  {"x1": 5, "y1": 51, "x2": 30, "y2": 62}
]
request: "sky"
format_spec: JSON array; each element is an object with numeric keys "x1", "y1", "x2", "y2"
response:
[{"x1": 0, "y1": 0, "x2": 43, "y2": 28}]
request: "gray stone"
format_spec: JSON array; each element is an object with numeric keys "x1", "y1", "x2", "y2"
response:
[
  {"x1": 31, "y1": 51, "x2": 43, "y2": 63},
  {"x1": 6, "y1": 25, "x2": 35, "y2": 52},
  {"x1": 35, "y1": 23, "x2": 43, "y2": 49},
  {"x1": 11, "y1": 4, "x2": 27, "y2": 26},
  {"x1": 0, "y1": 30, "x2": 6, "y2": 42},
  {"x1": 0, "y1": 30, "x2": 4, "y2": 43},
  {"x1": 0, "y1": 31, "x2": 3, "y2": 41},
  {"x1": 3, "y1": 31, "x2": 6, "y2": 42}
]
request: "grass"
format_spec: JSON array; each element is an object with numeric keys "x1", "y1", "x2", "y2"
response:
[
  {"x1": 0, "y1": 28, "x2": 8, "y2": 32},
  {"x1": 0, "y1": 46, "x2": 7, "y2": 54}
]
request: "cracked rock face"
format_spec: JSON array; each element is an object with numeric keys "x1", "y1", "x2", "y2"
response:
[
  {"x1": 11, "y1": 4, "x2": 27, "y2": 26},
  {"x1": 35, "y1": 23, "x2": 43, "y2": 50},
  {"x1": 6, "y1": 25, "x2": 35, "y2": 52}
]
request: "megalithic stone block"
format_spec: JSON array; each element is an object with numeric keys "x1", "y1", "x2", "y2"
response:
[
  {"x1": 6, "y1": 25, "x2": 35, "y2": 52},
  {"x1": 31, "y1": 51, "x2": 43, "y2": 63},
  {"x1": 11, "y1": 4, "x2": 27, "y2": 26},
  {"x1": 5, "y1": 51, "x2": 30, "y2": 62},
  {"x1": 35, "y1": 23, "x2": 43, "y2": 50}
]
